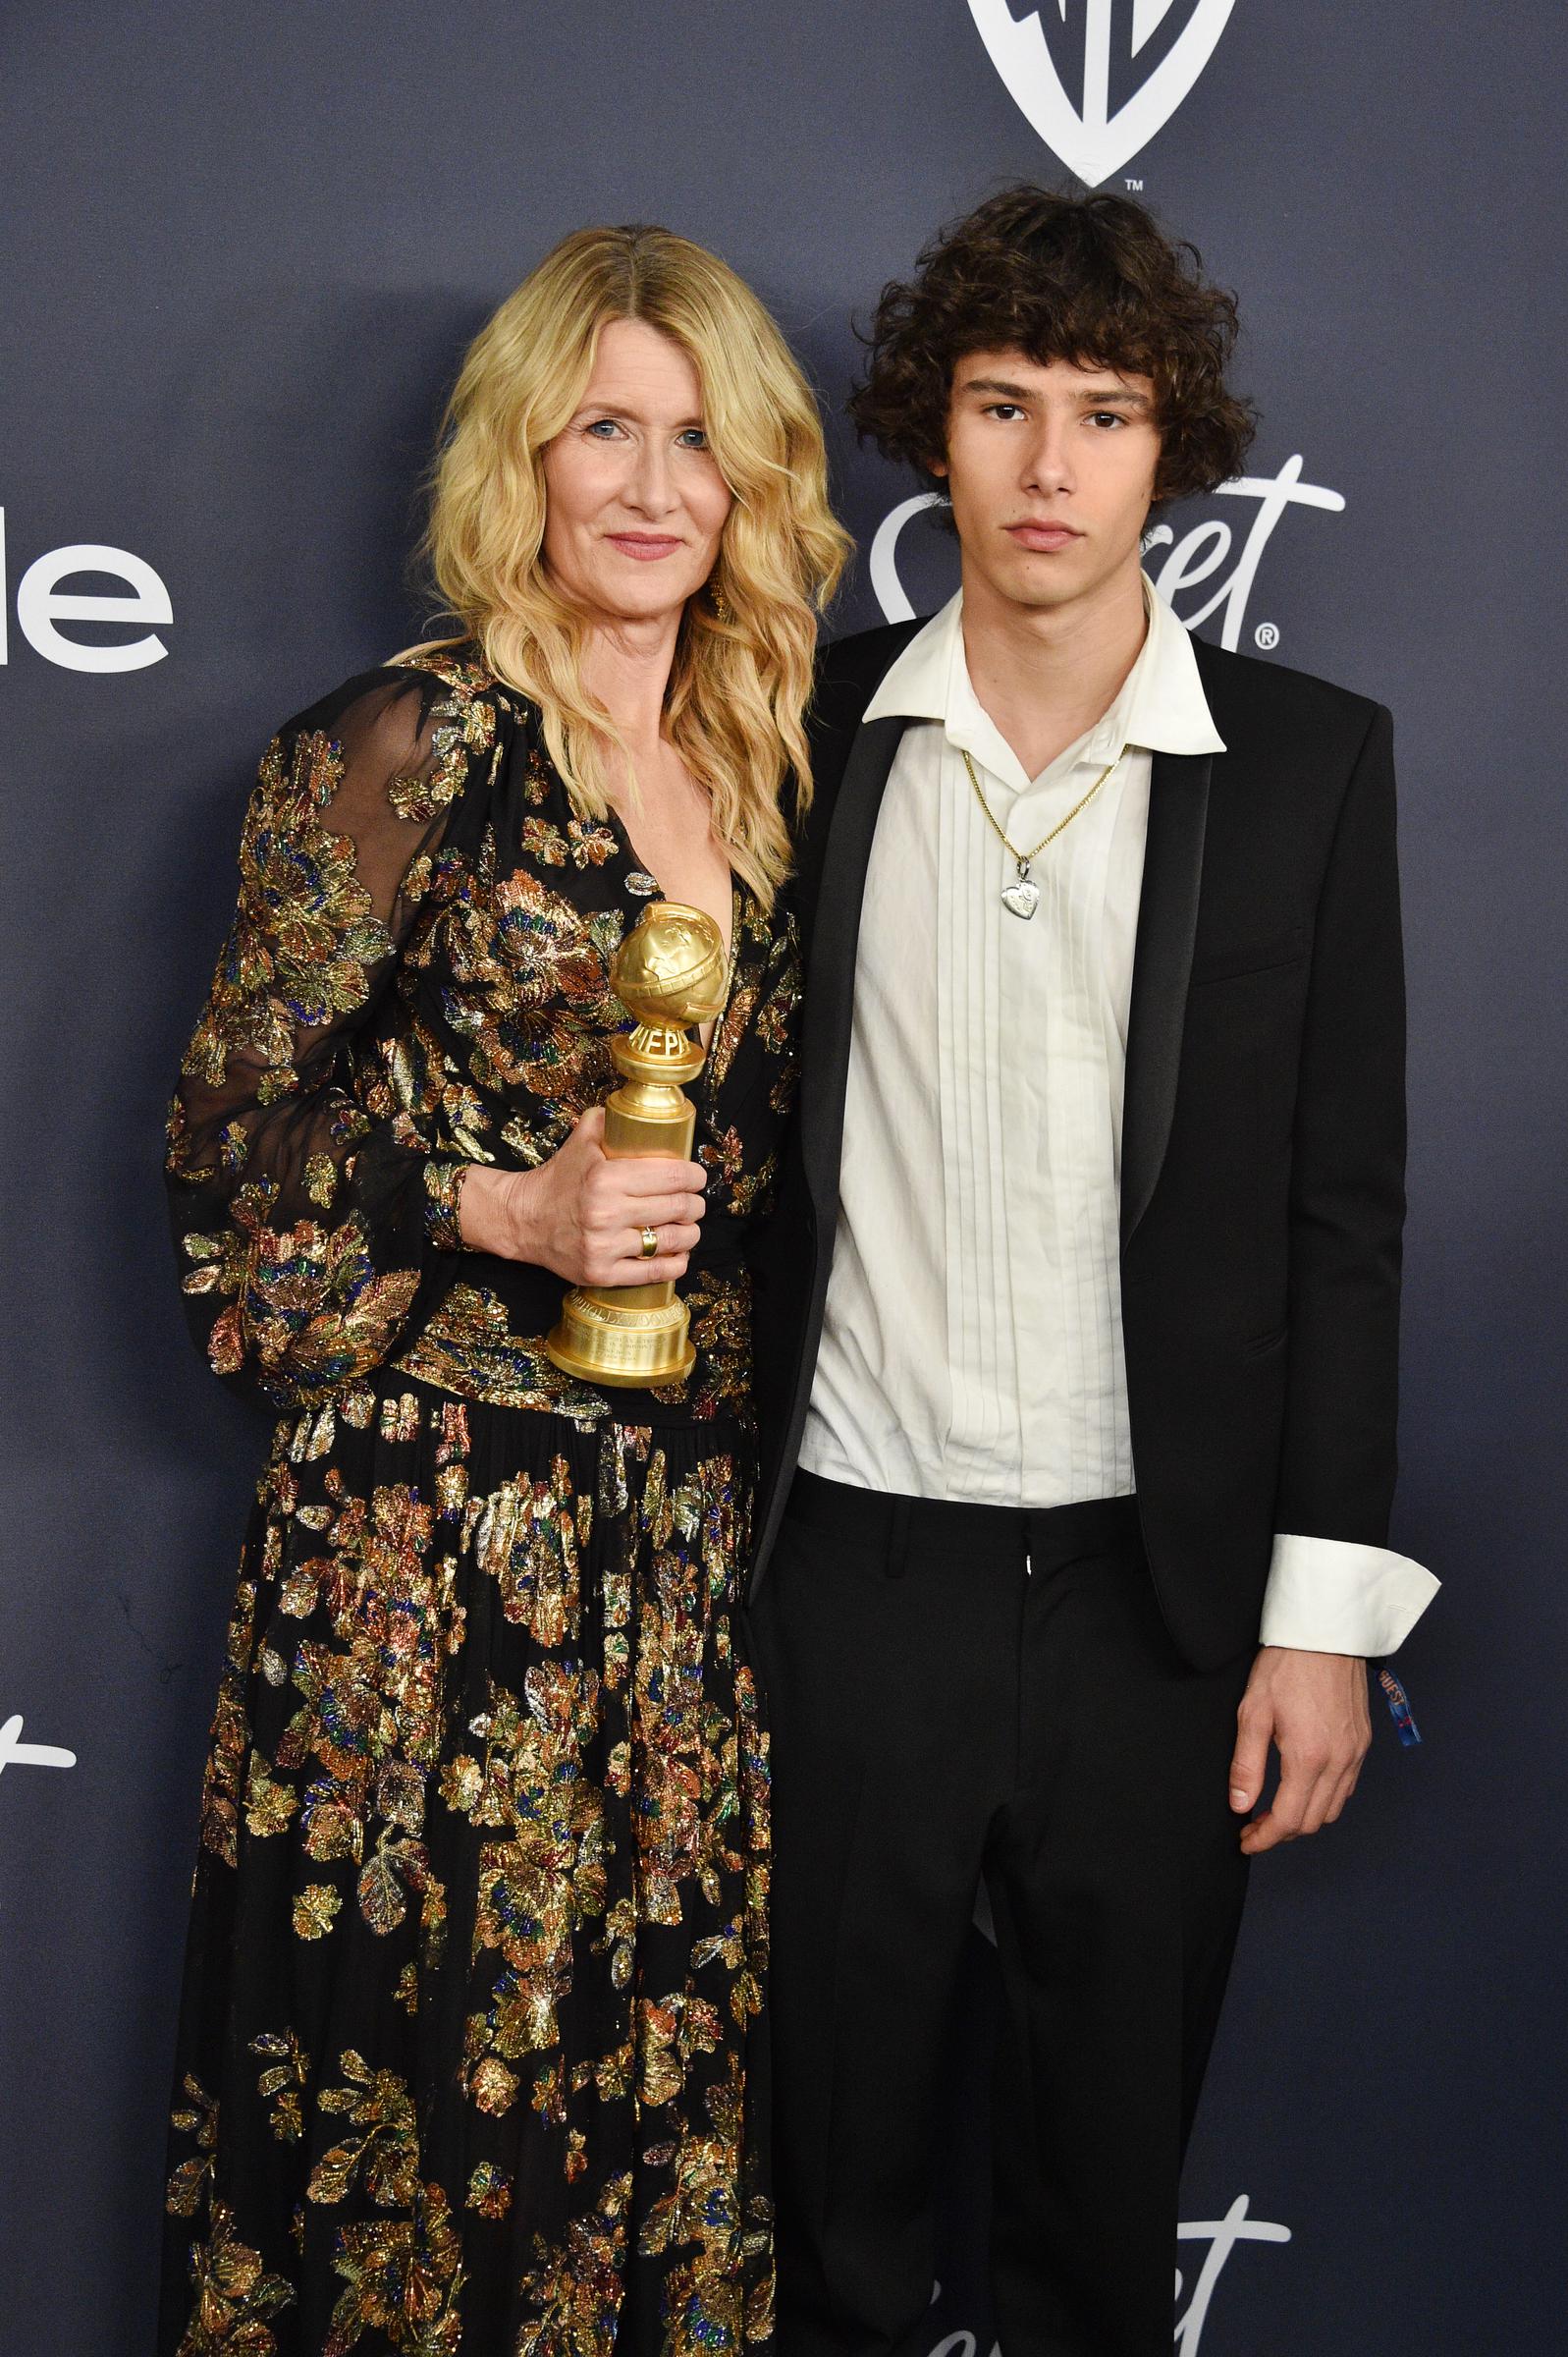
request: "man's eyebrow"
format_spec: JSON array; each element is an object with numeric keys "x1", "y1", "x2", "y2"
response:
[
  {"x1": 1073, "y1": 386, "x2": 1152, "y2": 410},
  {"x1": 956, "y1": 376, "x2": 1037, "y2": 401},
  {"x1": 955, "y1": 375, "x2": 1153, "y2": 411}
]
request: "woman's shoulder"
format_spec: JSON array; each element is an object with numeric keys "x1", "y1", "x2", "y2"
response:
[
  {"x1": 277, "y1": 638, "x2": 530, "y2": 746},
  {"x1": 247, "y1": 643, "x2": 533, "y2": 827},
  {"x1": 384, "y1": 636, "x2": 504, "y2": 700}
]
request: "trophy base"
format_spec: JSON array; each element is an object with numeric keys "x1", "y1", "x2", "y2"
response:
[{"x1": 545, "y1": 1287, "x2": 696, "y2": 1389}]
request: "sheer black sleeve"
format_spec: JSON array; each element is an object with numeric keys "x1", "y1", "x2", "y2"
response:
[{"x1": 165, "y1": 669, "x2": 496, "y2": 1409}]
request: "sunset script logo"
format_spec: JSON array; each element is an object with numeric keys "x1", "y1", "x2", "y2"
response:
[
  {"x1": 968, "y1": 0, "x2": 1238, "y2": 187},
  {"x1": 925, "y1": 2194, "x2": 1292, "y2": 2355},
  {"x1": 0, "y1": 1713, "x2": 77, "y2": 1779},
  {"x1": 869, "y1": 455, "x2": 1346, "y2": 652}
]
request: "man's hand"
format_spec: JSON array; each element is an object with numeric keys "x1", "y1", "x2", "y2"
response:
[{"x1": 1228, "y1": 1646, "x2": 1372, "y2": 1856}]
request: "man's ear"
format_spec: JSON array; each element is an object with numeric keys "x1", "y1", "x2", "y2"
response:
[{"x1": 927, "y1": 454, "x2": 949, "y2": 480}]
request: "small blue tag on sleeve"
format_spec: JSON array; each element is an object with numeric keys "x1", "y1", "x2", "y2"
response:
[{"x1": 1378, "y1": 1668, "x2": 1422, "y2": 1747}]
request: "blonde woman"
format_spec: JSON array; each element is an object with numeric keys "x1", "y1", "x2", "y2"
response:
[{"x1": 159, "y1": 225, "x2": 847, "y2": 2356}]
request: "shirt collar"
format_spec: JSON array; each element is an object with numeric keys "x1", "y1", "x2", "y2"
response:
[{"x1": 862, "y1": 573, "x2": 1226, "y2": 779}]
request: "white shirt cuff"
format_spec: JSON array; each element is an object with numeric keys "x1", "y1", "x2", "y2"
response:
[{"x1": 1259, "y1": 1533, "x2": 1439, "y2": 1656}]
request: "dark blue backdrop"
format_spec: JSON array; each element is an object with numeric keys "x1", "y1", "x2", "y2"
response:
[{"x1": 2, "y1": 6, "x2": 1564, "y2": 2351}]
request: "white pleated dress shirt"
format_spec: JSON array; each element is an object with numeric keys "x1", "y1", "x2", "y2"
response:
[{"x1": 798, "y1": 578, "x2": 1437, "y2": 1656}]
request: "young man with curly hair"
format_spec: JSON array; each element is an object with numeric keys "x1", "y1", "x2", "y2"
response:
[{"x1": 747, "y1": 188, "x2": 1436, "y2": 2356}]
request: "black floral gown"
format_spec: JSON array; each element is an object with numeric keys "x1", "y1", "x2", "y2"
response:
[{"x1": 159, "y1": 648, "x2": 797, "y2": 2357}]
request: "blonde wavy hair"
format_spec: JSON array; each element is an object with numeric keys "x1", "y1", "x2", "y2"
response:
[{"x1": 417, "y1": 224, "x2": 850, "y2": 904}]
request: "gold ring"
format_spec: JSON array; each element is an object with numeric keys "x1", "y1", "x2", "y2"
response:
[{"x1": 639, "y1": 1226, "x2": 659, "y2": 1259}]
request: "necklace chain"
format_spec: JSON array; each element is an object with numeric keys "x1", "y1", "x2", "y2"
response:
[{"x1": 959, "y1": 745, "x2": 1118, "y2": 876}]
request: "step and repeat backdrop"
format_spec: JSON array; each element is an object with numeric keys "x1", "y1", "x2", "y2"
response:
[{"x1": 1, "y1": 6, "x2": 1563, "y2": 2352}]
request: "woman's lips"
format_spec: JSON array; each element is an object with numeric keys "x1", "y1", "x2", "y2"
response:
[
  {"x1": 1005, "y1": 522, "x2": 1083, "y2": 552},
  {"x1": 605, "y1": 533, "x2": 685, "y2": 561}
]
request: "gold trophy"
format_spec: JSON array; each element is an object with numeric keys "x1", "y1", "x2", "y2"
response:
[{"x1": 545, "y1": 901, "x2": 729, "y2": 1388}]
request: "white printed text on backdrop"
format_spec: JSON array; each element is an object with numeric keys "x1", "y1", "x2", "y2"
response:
[
  {"x1": 0, "y1": 1713, "x2": 78, "y2": 1779},
  {"x1": 0, "y1": 509, "x2": 172, "y2": 672},
  {"x1": 967, "y1": 0, "x2": 1238, "y2": 188},
  {"x1": 869, "y1": 456, "x2": 1346, "y2": 651},
  {"x1": 924, "y1": 2193, "x2": 1291, "y2": 2356}
]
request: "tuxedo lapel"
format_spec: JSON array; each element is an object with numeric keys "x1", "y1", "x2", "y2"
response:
[
  {"x1": 1121, "y1": 747, "x2": 1212, "y2": 1243},
  {"x1": 798, "y1": 713, "x2": 908, "y2": 1226}
]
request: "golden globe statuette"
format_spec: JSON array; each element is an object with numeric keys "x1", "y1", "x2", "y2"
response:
[{"x1": 545, "y1": 901, "x2": 729, "y2": 1388}]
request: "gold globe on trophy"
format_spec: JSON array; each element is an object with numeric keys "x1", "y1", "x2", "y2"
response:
[{"x1": 545, "y1": 901, "x2": 729, "y2": 1388}]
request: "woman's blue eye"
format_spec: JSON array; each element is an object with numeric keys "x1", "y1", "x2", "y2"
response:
[
  {"x1": 585, "y1": 418, "x2": 622, "y2": 438},
  {"x1": 677, "y1": 428, "x2": 709, "y2": 449}
]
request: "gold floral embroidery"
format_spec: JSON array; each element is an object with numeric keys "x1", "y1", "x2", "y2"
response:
[
  {"x1": 638, "y1": 2058, "x2": 763, "y2": 2357},
  {"x1": 707, "y1": 961, "x2": 759, "y2": 1098},
  {"x1": 466, "y1": 2163, "x2": 513, "y2": 2219},
  {"x1": 294, "y1": 1884, "x2": 342, "y2": 1941},
  {"x1": 182, "y1": 1191, "x2": 421, "y2": 1405},
  {"x1": 243, "y1": 1757, "x2": 297, "y2": 1838},
  {"x1": 324, "y1": 2184, "x2": 465, "y2": 2354},
  {"x1": 567, "y1": 817, "x2": 618, "y2": 868},
  {"x1": 730, "y1": 1149, "x2": 778, "y2": 1222},
  {"x1": 303, "y1": 1151, "x2": 339, "y2": 1208},
  {"x1": 196, "y1": 1573, "x2": 261, "y2": 1867},
  {"x1": 448, "y1": 1665, "x2": 610, "y2": 2113},
  {"x1": 636, "y1": 1991, "x2": 724, "y2": 2110},
  {"x1": 177, "y1": 730, "x2": 393, "y2": 1098},
  {"x1": 654, "y1": 1273, "x2": 753, "y2": 1418},
  {"x1": 516, "y1": 2171, "x2": 630, "y2": 2357},
  {"x1": 386, "y1": 682, "x2": 497, "y2": 823},
  {"x1": 166, "y1": 2074, "x2": 220, "y2": 2218},
  {"x1": 421, "y1": 1159, "x2": 468, "y2": 1250},
  {"x1": 379, "y1": 1389, "x2": 420, "y2": 1444},
  {"x1": 440, "y1": 863, "x2": 626, "y2": 1110},
  {"x1": 250, "y1": 2031, "x2": 310, "y2": 2144},
  {"x1": 173, "y1": 2203, "x2": 295, "y2": 2355},
  {"x1": 357, "y1": 1830, "x2": 433, "y2": 1936},
  {"x1": 308, "y1": 2051, "x2": 422, "y2": 2208},
  {"x1": 471, "y1": 1458, "x2": 587, "y2": 1643},
  {"x1": 521, "y1": 816, "x2": 568, "y2": 866},
  {"x1": 394, "y1": 1286, "x2": 606, "y2": 1419}
]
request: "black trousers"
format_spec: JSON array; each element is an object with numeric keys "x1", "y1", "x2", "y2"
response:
[{"x1": 747, "y1": 1471, "x2": 1254, "y2": 2357}]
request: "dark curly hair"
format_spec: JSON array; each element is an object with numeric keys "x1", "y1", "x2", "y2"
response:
[{"x1": 849, "y1": 186, "x2": 1255, "y2": 504}]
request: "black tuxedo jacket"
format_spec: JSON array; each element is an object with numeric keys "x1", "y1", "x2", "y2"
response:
[{"x1": 747, "y1": 620, "x2": 1407, "y2": 1672}]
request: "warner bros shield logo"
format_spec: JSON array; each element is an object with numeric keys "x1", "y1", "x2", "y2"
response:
[{"x1": 969, "y1": 0, "x2": 1237, "y2": 188}]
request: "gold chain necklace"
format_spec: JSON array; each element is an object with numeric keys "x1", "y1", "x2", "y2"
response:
[{"x1": 960, "y1": 745, "x2": 1119, "y2": 920}]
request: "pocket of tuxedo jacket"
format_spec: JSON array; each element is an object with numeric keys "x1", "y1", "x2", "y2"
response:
[{"x1": 1189, "y1": 928, "x2": 1310, "y2": 987}]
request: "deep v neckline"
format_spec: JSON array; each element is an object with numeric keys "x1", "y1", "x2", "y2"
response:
[
  {"x1": 604, "y1": 804, "x2": 740, "y2": 1056},
  {"x1": 609, "y1": 810, "x2": 736, "y2": 969},
  {"x1": 601, "y1": 815, "x2": 744, "y2": 1065}
]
